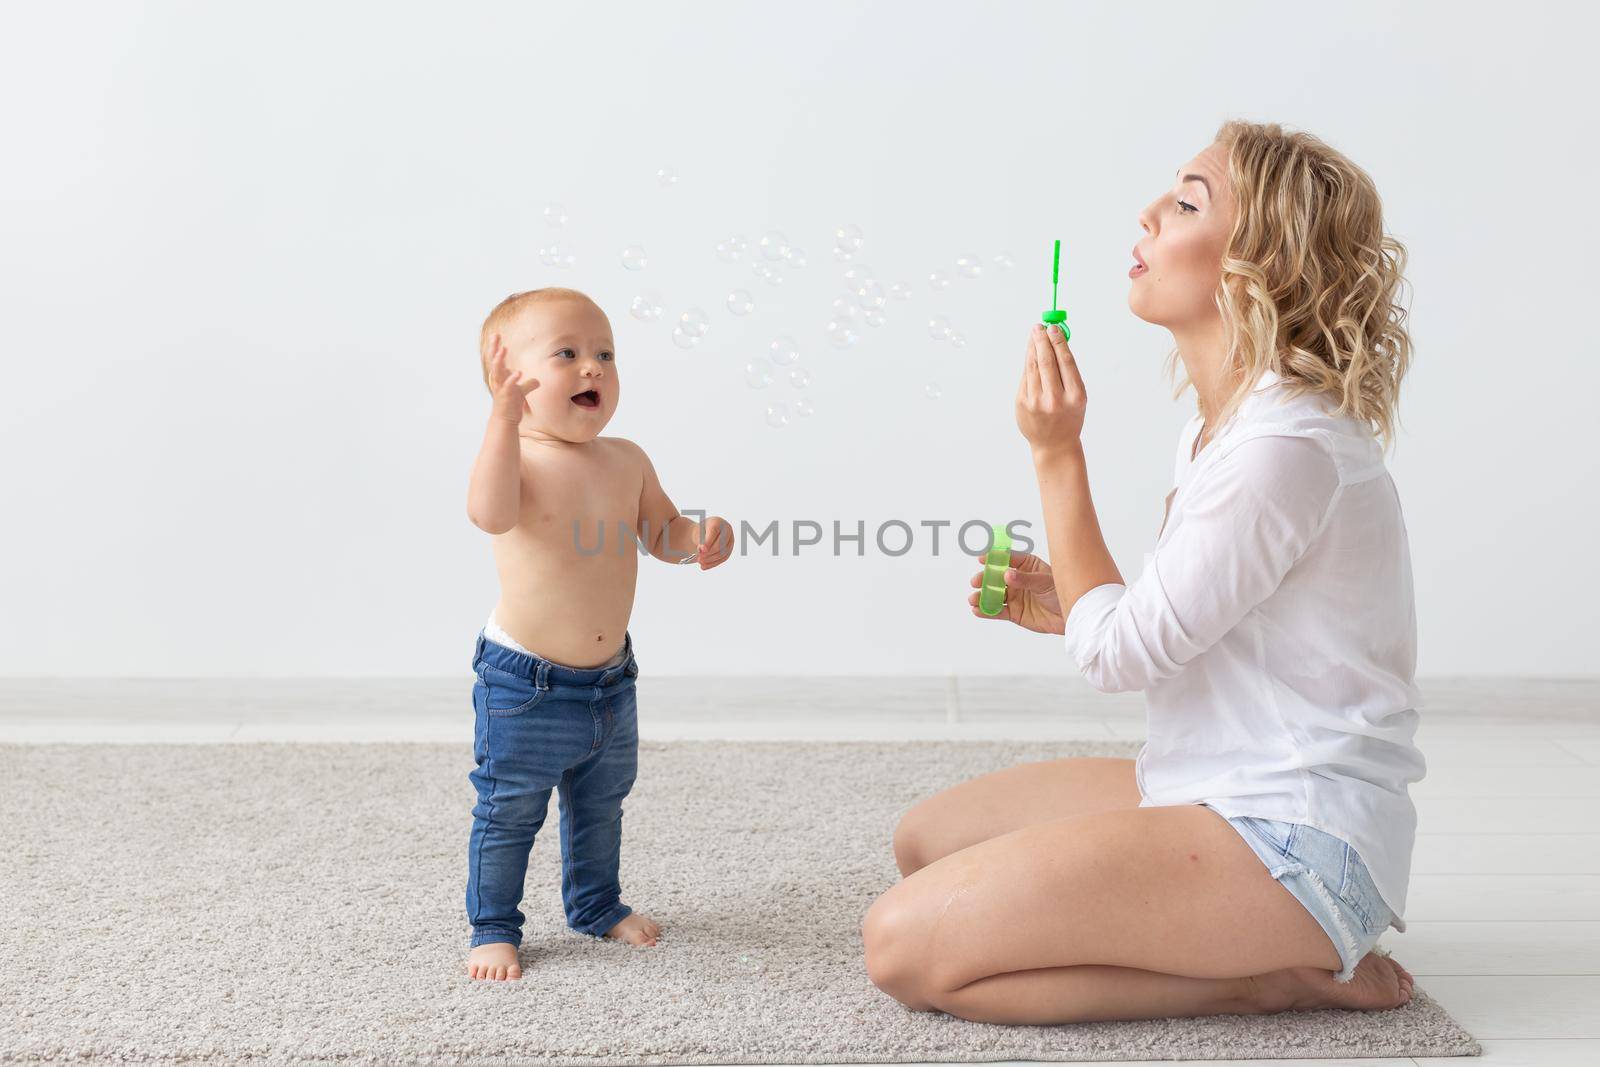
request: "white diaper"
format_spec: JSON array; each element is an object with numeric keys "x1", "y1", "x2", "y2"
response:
[{"x1": 483, "y1": 615, "x2": 627, "y2": 670}]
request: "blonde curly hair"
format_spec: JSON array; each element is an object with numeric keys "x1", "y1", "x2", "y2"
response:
[{"x1": 1171, "y1": 120, "x2": 1414, "y2": 447}]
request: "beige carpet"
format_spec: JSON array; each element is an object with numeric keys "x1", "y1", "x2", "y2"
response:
[{"x1": 0, "y1": 740, "x2": 1480, "y2": 1065}]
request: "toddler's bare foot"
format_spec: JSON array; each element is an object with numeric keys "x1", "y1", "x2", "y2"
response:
[
  {"x1": 604, "y1": 912, "x2": 661, "y2": 946},
  {"x1": 467, "y1": 942, "x2": 522, "y2": 981},
  {"x1": 1246, "y1": 951, "x2": 1414, "y2": 1014}
]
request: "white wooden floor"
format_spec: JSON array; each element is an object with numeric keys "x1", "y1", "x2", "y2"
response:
[{"x1": 3, "y1": 674, "x2": 1596, "y2": 1067}]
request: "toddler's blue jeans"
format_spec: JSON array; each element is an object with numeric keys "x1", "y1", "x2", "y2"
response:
[{"x1": 465, "y1": 629, "x2": 639, "y2": 948}]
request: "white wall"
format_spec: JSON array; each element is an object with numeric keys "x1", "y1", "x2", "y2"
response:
[{"x1": 3, "y1": 1, "x2": 1595, "y2": 677}]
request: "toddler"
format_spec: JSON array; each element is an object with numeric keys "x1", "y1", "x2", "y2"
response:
[{"x1": 463, "y1": 286, "x2": 732, "y2": 981}]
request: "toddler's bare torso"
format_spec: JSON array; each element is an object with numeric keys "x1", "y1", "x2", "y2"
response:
[{"x1": 490, "y1": 435, "x2": 648, "y2": 668}]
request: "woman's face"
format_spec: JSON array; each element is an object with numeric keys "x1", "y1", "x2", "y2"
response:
[{"x1": 1129, "y1": 142, "x2": 1235, "y2": 329}]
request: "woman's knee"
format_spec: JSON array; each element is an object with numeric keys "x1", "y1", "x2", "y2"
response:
[
  {"x1": 891, "y1": 811, "x2": 928, "y2": 877},
  {"x1": 892, "y1": 793, "x2": 959, "y2": 876},
  {"x1": 861, "y1": 894, "x2": 938, "y2": 1011}
]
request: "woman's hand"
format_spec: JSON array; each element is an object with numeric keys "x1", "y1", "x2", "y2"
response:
[
  {"x1": 968, "y1": 551, "x2": 1066, "y2": 635},
  {"x1": 1015, "y1": 322, "x2": 1086, "y2": 454}
]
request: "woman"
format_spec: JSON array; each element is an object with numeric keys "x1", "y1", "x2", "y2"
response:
[{"x1": 863, "y1": 120, "x2": 1424, "y2": 1024}]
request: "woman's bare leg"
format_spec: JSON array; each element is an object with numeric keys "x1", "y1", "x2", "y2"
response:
[
  {"x1": 925, "y1": 954, "x2": 1414, "y2": 1025},
  {"x1": 864, "y1": 803, "x2": 1413, "y2": 1024},
  {"x1": 893, "y1": 756, "x2": 1142, "y2": 875}
]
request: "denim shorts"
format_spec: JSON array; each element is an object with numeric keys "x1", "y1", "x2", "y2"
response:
[{"x1": 1207, "y1": 806, "x2": 1396, "y2": 983}]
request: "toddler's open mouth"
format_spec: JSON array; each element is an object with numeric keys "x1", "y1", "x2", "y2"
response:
[{"x1": 571, "y1": 389, "x2": 601, "y2": 409}]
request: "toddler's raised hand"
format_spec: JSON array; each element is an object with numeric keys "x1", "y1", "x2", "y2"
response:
[{"x1": 485, "y1": 333, "x2": 540, "y2": 425}]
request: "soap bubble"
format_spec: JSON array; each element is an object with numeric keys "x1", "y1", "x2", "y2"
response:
[
  {"x1": 620, "y1": 246, "x2": 648, "y2": 271},
  {"x1": 789, "y1": 367, "x2": 811, "y2": 389},
  {"x1": 834, "y1": 223, "x2": 864, "y2": 258},
  {"x1": 726, "y1": 289, "x2": 754, "y2": 315},
  {"x1": 864, "y1": 308, "x2": 886, "y2": 328},
  {"x1": 745, "y1": 361, "x2": 772, "y2": 388},
  {"x1": 678, "y1": 308, "x2": 710, "y2": 339},
  {"x1": 928, "y1": 316, "x2": 952, "y2": 340},
  {"x1": 842, "y1": 265, "x2": 874, "y2": 292},
  {"x1": 543, "y1": 203, "x2": 568, "y2": 228},
  {"x1": 888, "y1": 282, "x2": 912, "y2": 301},
  {"x1": 992, "y1": 253, "x2": 1015, "y2": 271},
  {"x1": 926, "y1": 382, "x2": 943, "y2": 399},
  {"x1": 759, "y1": 230, "x2": 790, "y2": 261},
  {"x1": 855, "y1": 281, "x2": 886, "y2": 310},
  {"x1": 762, "y1": 267, "x2": 784, "y2": 287},
  {"x1": 751, "y1": 262, "x2": 774, "y2": 282},
  {"x1": 629, "y1": 292, "x2": 664, "y2": 321},
  {"x1": 783, "y1": 246, "x2": 807, "y2": 269},
  {"x1": 717, "y1": 235, "x2": 748, "y2": 263},
  {"x1": 656, "y1": 167, "x2": 679, "y2": 186},
  {"x1": 956, "y1": 254, "x2": 982, "y2": 279},
  {"x1": 767, "y1": 336, "x2": 799, "y2": 366},
  {"x1": 830, "y1": 294, "x2": 857, "y2": 320},
  {"x1": 765, "y1": 404, "x2": 789, "y2": 428},
  {"x1": 539, "y1": 243, "x2": 575, "y2": 269},
  {"x1": 928, "y1": 270, "x2": 950, "y2": 290},
  {"x1": 793, "y1": 396, "x2": 814, "y2": 417},
  {"x1": 951, "y1": 332, "x2": 967, "y2": 348},
  {"x1": 826, "y1": 319, "x2": 860, "y2": 349},
  {"x1": 671, "y1": 325, "x2": 697, "y2": 349}
]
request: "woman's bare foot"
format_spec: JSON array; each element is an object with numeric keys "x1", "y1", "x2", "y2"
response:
[
  {"x1": 604, "y1": 912, "x2": 661, "y2": 946},
  {"x1": 467, "y1": 942, "x2": 522, "y2": 981},
  {"x1": 1246, "y1": 951, "x2": 1414, "y2": 1013}
]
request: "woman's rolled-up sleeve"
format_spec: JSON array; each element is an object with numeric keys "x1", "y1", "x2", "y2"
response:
[{"x1": 1062, "y1": 433, "x2": 1341, "y2": 693}]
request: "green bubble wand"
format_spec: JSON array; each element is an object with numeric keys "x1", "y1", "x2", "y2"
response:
[
  {"x1": 1041, "y1": 239, "x2": 1070, "y2": 341},
  {"x1": 978, "y1": 242, "x2": 1070, "y2": 618}
]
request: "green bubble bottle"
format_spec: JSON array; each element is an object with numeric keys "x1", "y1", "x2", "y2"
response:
[{"x1": 978, "y1": 523, "x2": 1012, "y2": 617}]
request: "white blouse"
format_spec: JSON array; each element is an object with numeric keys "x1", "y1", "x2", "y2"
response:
[{"x1": 1063, "y1": 368, "x2": 1426, "y2": 928}]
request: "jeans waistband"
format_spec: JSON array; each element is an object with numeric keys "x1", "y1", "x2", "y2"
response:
[{"x1": 473, "y1": 629, "x2": 635, "y2": 689}]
